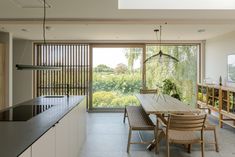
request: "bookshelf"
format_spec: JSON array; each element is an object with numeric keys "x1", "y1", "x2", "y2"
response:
[{"x1": 197, "y1": 84, "x2": 235, "y2": 128}]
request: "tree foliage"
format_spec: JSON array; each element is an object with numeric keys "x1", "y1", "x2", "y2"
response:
[
  {"x1": 93, "y1": 73, "x2": 141, "y2": 94},
  {"x1": 93, "y1": 91, "x2": 139, "y2": 107},
  {"x1": 94, "y1": 64, "x2": 113, "y2": 72},
  {"x1": 92, "y1": 45, "x2": 198, "y2": 107},
  {"x1": 146, "y1": 45, "x2": 198, "y2": 105},
  {"x1": 123, "y1": 48, "x2": 141, "y2": 73},
  {"x1": 114, "y1": 63, "x2": 128, "y2": 74}
]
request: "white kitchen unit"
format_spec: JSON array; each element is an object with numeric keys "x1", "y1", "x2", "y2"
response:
[
  {"x1": 68, "y1": 98, "x2": 87, "y2": 157},
  {"x1": 0, "y1": 43, "x2": 5, "y2": 110},
  {"x1": 17, "y1": 98, "x2": 86, "y2": 157},
  {"x1": 55, "y1": 112, "x2": 70, "y2": 157},
  {"x1": 32, "y1": 127, "x2": 56, "y2": 157},
  {"x1": 18, "y1": 147, "x2": 31, "y2": 157}
]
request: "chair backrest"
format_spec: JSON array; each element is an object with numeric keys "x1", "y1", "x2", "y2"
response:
[
  {"x1": 167, "y1": 114, "x2": 207, "y2": 131},
  {"x1": 140, "y1": 89, "x2": 158, "y2": 94}
]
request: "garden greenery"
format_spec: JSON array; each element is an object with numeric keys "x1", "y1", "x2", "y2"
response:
[{"x1": 93, "y1": 45, "x2": 198, "y2": 108}]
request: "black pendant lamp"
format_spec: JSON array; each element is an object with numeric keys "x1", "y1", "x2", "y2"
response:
[
  {"x1": 16, "y1": 0, "x2": 61, "y2": 71},
  {"x1": 144, "y1": 26, "x2": 179, "y2": 63}
]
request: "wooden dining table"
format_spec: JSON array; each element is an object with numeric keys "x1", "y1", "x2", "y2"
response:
[{"x1": 135, "y1": 94, "x2": 201, "y2": 151}]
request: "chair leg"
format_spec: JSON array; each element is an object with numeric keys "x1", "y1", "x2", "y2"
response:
[
  {"x1": 127, "y1": 127, "x2": 132, "y2": 153},
  {"x1": 123, "y1": 107, "x2": 127, "y2": 123},
  {"x1": 166, "y1": 140, "x2": 170, "y2": 157},
  {"x1": 201, "y1": 142, "x2": 204, "y2": 157},
  {"x1": 208, "y1": 109, "x2": 211, "y2": 114},
  {"x1": 154, "y1": 125, "x2": 158, "y2": 154},
  {"x1": 213, "y1": 129, "x2": 219, "y2": 152},
  {"x1": 155, "y1": 118, "x2": 159, "y2": 154},
  {"x1": 187, "y1": 144, "x2": 191, "y2": 153}
]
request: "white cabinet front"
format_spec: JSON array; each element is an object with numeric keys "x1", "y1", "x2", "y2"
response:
[
  {"x1": 18, "y1": 99, "x2": 86, "y2": 157},
  {"x1": 55, "y1": 113, "x2": 70, "y2": 157},
  {"x1": 32, "y1": 127, "x2": 56, "y2": 157},
  {"x1": 18, "y1": 147, "x2": 31, "y2": 157}
]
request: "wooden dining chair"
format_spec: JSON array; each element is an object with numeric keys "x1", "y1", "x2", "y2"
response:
[
  {"x1": 163, "y1": 114, "x2": 207, "y2": 157},
  {"x1": 181, "y1": 111, "x2": 219, "y2": 152}
]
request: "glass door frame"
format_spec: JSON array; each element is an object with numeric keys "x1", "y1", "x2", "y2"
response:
[
  {"x1": 89, "y1": 43, "x2": 145, "y2": 112},
  {"x1": 88, "y1": 41, "x2": 204, "y2": 112}
]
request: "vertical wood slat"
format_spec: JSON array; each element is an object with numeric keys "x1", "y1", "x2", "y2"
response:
[
  {"x1": 62, "y1": 45, "x2": 65, "y2": 94},
  {"x1": 72, "y1": 45, "x2": 75, "y2": 95},
  {"x1": 81, "y1": 45, "x2": 84, "y2": 95},
  {"x1": 78, "y1": 45, "x2": 81, "y2": 95},
  {"x1": 36, "y1": 45, "x2": 40, "y2": 96},
  {"x1": 83, "y1": 45, "x2": 86, "y2": 95},
  {"x1": 86, "y1": 45, "x2": 89, "y2": 105},
  {"x1": 76, "y1": 45, "x2": 79, "y2": 95},
  {"x1": 35, "y1": 43, "x2": 90, "y2": 106},
  {"x1": 42, "y1": 45, "x2": 44, "y2": 95}
]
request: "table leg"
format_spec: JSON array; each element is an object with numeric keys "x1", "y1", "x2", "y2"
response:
[
  {"x1": 155, "y1": 114, "x2": 159, "y2": 154},
  {"x1": 146, "y1": 114, "x2": 162, "y2": 152}
]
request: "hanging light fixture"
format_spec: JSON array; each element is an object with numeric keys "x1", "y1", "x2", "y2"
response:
[
  {"x1": 16, "y1": 0, "x2": 61, "y2": 71},
  {"x1": 144, "y1": 25, "x2": 179, "y2": 63}
]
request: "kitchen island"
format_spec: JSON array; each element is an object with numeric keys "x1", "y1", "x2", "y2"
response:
[{"x1": 0, "y1": 95, "x2": 86, "y2": 157}]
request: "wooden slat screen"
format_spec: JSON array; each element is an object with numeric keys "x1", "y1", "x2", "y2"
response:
[{"x1": 34, "y1": 43, "x2": 90, "y2": 106}]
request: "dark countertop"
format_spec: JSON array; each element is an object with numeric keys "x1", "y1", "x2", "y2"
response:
[{"x1": 0, "y1": 95, "x2": 85, "y2": 157}]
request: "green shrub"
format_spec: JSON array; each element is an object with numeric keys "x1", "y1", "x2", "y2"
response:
[
  {"x1": 93, "y1": 91, "x2": 140, "y2": 108},
  {"x1": 93, "y1": 72, "x2": 142, "y2": 94},
  {"x1": 93, "y1": 91, "x2": 116, "y2": 107}
]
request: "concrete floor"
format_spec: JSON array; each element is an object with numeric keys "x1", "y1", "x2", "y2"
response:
[{"x1": 80, "y1": 113, "x2": 235, "y2": 157}]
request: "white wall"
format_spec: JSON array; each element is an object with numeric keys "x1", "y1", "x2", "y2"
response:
[
  {"x1": 205, "y1": 31, "x2": 235, "y2": 86},
  {"x1": 13, "y1": 39, "x2": 33, "y2": 105},
  {"x1": 0, "y1": 31, "x2": 13, "y2": 107}
]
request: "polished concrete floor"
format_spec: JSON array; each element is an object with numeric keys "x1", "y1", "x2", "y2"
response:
[{"x1": 80, "y1": 113, "x2": 235, "y2": 157}]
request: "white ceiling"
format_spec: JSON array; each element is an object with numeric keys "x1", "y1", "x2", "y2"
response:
[{"x1": 0, "y1": 0, "x2": 235, "y2": 41}]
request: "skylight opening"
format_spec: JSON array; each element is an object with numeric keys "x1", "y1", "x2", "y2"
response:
[{"x1": 118, "y1": 0, "x2": 235, "y2": 10}]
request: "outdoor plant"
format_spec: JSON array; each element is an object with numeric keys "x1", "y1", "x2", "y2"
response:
[
  {"x1": 93, "y1": 91, "x2": 139, "y2": 107},
  {"x1": 162, "y1": 79, "x2": 181, "y2": 100}
]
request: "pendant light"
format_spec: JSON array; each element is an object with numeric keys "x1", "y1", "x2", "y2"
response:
[
  {"x1": 16, "y1": 0, "x2": 61, "y2": 71},
  {"x1": 144, "y1": 26, "x2": 179, "y2": 63}
]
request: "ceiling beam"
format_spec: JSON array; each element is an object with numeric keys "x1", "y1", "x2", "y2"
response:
[{"x1": 0, "y1": 18, "x2": 235, "y2": 25}]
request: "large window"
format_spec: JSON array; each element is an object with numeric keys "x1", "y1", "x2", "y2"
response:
[
  {"x1": 34, "y1": 43, "x2": 201, "y2": 111},
  {"x1": 145, "y1": 44, "x2": 199, "y2": 105},
  {"x1": 91, "y1": 46, "x2": 143, "y2": 109}
]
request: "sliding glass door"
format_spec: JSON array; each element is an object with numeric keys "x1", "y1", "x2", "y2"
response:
[
  {"x1": 91, "y1": 45, "x2": 143, "y2": 110},
  {"x1": 145, "y1": 44, "x2": 199, "y2": 105}
]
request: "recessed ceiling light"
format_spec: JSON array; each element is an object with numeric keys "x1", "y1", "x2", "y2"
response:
[
  {"x1": 45, "y1": 26, "x2": 52, "y2": 31},
  {"x1": 21, "y1": 28, "x2": 28, "y2": 32},
  {"x1": 198, "y1": 29, "x2": 206, "y2": 33}
]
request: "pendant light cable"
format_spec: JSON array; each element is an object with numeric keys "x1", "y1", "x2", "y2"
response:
[
  {"x1": 43, "y1": 0, "x2": 46, "y2": 44},
  {"x1": 16, "y1": 0, "x2": 61, "y2": 70},
  {"x1": 159, "y1": 25, "x2": 162, "y2": 51},
  {"x1": 144, "y1": 25, "x2": 179, "y2": 63}
]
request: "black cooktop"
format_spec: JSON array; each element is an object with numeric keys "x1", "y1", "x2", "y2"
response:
[{"x1": 0, "y1": 105, "x2": 54, "y2": 121}]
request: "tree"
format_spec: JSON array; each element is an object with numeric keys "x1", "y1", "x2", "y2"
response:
[
  {"x1": 124, "y1": 48, "x2": 141, "y2": 74},
  {"x1": 145, "y1": 45, "x2": 198, "y2": 105},
  {"x1": 94, "y1": 64, "x2": 113, "y2": 72},
  {"x1": 114, "y1": 63, "x2": 128, "y2": 74},
  {"x1": 228, "y1": 64, "x2": 235, "y2": 82}
]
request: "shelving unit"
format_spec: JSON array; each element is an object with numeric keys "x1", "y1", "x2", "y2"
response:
[
  {"x1": 197, "y1": 83, "x2": 208, "y2": 110},
  {"x1": 197, "y1": 84, "x2": 235, "y2": 128},
  {"x1": 220, "y1": 87, "x2": 235, "y2": 128}
]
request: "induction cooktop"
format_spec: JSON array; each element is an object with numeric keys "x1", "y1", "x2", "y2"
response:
[{"x1": 0, "y1": 105, "x2": 54, "y2": 121}]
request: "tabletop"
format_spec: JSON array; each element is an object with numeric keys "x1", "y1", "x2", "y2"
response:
[{"x1": 135, "y1": 94, "x2": 199, "y2": 115}]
